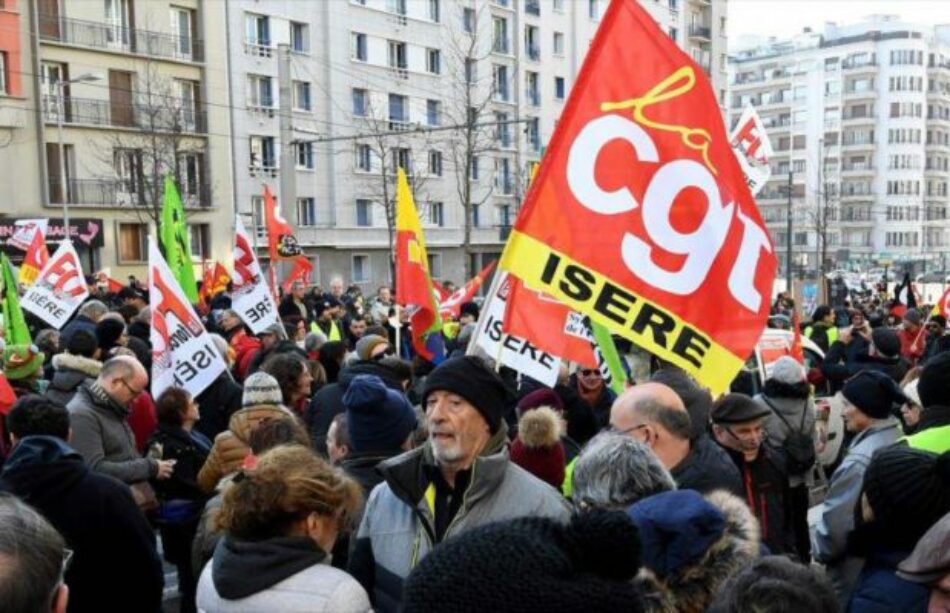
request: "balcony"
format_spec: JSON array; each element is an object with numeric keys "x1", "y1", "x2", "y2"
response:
[
  {"x1": 388, "y1": 119, "x2": 413, "y2": 131},
  {"x1": 843, "y1": 87, "x2": 876, "y2": 101},
  {"x1": 39, "y1": 14, "x2": 204, "y2": 62},
  {"x1": 42, "y1": 95, "x2": 208, "y2": 134},
  {"x1": 841, "y1": 112, "x2": 875, "y2": 126},
  {"x1": 244, "y1": 40, "x2": 274, "y2": 57},
  {"x1": 840, "y1": 164, "x2": 875, "y2": 176},
  {"x1": 248, "y1": 164, "x2": 278, "y2": 178},
  {"x1": 841, "y1": 60, "x2": 878, "y2": 74},
  {"x1": 48, "y1": 178, "x2": 211, "y2": 208},
  {"x1": 688, "y1": 25, "x2": 711, "y2": 41}
]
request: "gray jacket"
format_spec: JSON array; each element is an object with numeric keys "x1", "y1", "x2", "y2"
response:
[
  {"x1": 348, "y1": 432, "x2": 570, "y2": 612},
  {"x1": 812, "y1": 417, "x2": 901, "y2": 608},
  {"x1": 47, "y1": 353, "x2": 102, "y2": 408},
  {"x1": 67, "y1": 381, "x2": 157, "y2": 483},
  {"x1": 754, "y1": 392, "x2": 816, "y2": 487}
]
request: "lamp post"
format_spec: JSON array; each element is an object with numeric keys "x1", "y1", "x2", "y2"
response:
[{"x1": 55, "y1": 73, "x2": 102, "y2": 235}]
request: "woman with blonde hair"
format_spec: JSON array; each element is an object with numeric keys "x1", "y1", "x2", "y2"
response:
[{"x1": 196, "y1": 445, "x2": 369, "y2": 612}]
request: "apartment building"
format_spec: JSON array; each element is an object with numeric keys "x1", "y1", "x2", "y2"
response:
[
  {"x1": 730, "y1": 16, "x2": 950, "y2": 274},
  {"x1": 227, "y1": 0, "x2": 728, "y2": 289},
  {"x1": 0, "y1": 0, "x2": 233, "y2": 277}
]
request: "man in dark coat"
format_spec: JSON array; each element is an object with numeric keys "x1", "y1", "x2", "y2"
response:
[
  {"x1": 194, "y1": 372, "x2": 243, "y2": 441},
  {"x1": 711, "y1": 394, "x2": 798, "y2": 558},
  {"x1": 0, "y1": 395, "x2": 164, "y2": 612},
  {"x1": 822, "y1": 326, "x2": 909, "y2": 386},
  {"x1": 278, "y1": 280, "x2": 313, "y2": 322}
]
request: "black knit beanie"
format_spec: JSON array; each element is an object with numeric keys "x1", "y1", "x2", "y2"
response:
[
  {"x1": 841, "y1": 370, "x2": 908, "y2": 419},
  {"x1": 403, "y1": 511, "x2": 645, "y2": 613},
  {"x1": 423, "y1": 356, "x2": 511, "y2": 433},
  {"x1": 862, "y1": 447, "x2": 950, "y2": 549},
  {"x1": 918, "y1": 352, "x2": 950, "y2": 408}
]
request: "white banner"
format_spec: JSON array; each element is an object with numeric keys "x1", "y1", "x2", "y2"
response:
[
  {"x1": 469, "y1": 271, "x2": 560, "y2": 387},
  {"x1": 10, "y1": 219, "x2": 48, "y2": 251},
  {"x1": 21, "y1": 240, "x2": 89, "y2": 329},
  {"x1": 730, "y1": 104, "x2": 773, "y2": 197},
  {"x1": 230, "y1": 216, "x2": 281, "y2": 334},
  {"x1": 149, "y1": 241, "x2": 227, "y2": 399}
]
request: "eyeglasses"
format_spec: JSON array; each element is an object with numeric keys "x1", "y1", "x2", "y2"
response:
[
  {"x1": 579, "y1": 369, "x2": 602, "y2": 377},
  {"x1": 119, "y1": 378, "x2": 144, "y2": 397},
  {"x1": 608, "y1": 424, "x2": 648, "y2": 436}
]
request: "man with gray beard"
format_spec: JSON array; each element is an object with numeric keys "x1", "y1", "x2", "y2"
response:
[{"x1": 348, "y1": 356, "x2": 569, "y2": 613}]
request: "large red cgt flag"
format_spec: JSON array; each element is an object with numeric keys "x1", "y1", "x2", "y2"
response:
[{"x1": 499, "y1": 0, "x2": 776, "y2": 394}]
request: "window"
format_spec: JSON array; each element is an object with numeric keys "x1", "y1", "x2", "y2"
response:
[
  {"x1": 290, "y1": 22, "x2": 309, "y2": 53},
  {"x1": 526, "y1": 117, "x2": 540, "y2": 151},
  {"x1": 356, "y1": 200, "x2": 372, "y2": 227},
  {"x1": 525, "y1": 71, "x2": 540, "y2": 106},
  {"x1": 526, "y1": 0, "x2": 540, "y2": 15},
  {"x1": 170, "y1": 7, "x2": 195, "y2": 59},
  {"x1": 555, "y1": 76, "x2": 565, "y2": 100},
  {"x1": 355, "y1": 144, "x2": 372, "y2": 171},
  {"x1": 427, "y1": 0, "x2": 440, "y2": 22},
  {"x1": 297, "y1": 198, "x2": 316, "y2": 226},
  {"x1": 496, "y1": 111, "x2": 511, "y2": 147},
  {"x1": 245, "y1": 12, "x2": 270, "y2": 47},
  {"x1": 352, "y1": 255, "x2": 370, "y2": 282},
  {"x1": 471, "y1": 204, "x2": 481, "y2": 227},
  {"x1": 426, "y1": 48, "x2": 441, "y2": 74},
  {"x1": 247, "y1": 74, "x2": 273, "y2": 108},
  {"x1": 493, "y1": 64, "x2": 509, "y2": 101},
  {"x1": 118, "y1": 223, "x2": 148, "y2": 262},
  {"x1": 553, "y1": 0, "x2": 564, "y2": 12},
  {"x1": 293, "y1": 81, "x2": 312, "y2": 111},
  {"x1": 465, "y1": 58, "x2": 476, "y2": 84},
  {"x1": 387, "y1": 0, "x2": 407, "y2": 16},
  {"x1": 175, "y1": 79, "x2": 198, "y2": 131},
  {"x1": 352, "y1": 32, "x2": 367, "y2": 61},
  {"x1": 430, "y1": 201, "x2": 444, "y2": 226},
  {"x1": 249, "y1": 136, "x2": 276, "y2": 170},
  {"x1": 189, "y1": 224, "x2": 210, "y2": 259},
  {"x1": 668, "y1": 27, "x2": 677, "y2": 42},
  {"x1": 296, "y1": 142, "x2": 314, "y2": 169},
  {"x1": 492, "y1": 17, "x2": 509, "y2": 54},
  {"x1": 525, "y1": 25, "x2": 540, "y2": 61},
  {"x1": 115, "y1": 148, "x2": 144, "y2": 199},
  {"x1": 105, "y1": 0, "x2": 131, "y2": 47},
  {"x1": 462, "y1": 7, "x2": 475, "y2": 34},
  {"x1": 553, "y1": 32, "x2": 564, "y2": 55},
  {"x1": 496, "y1": 157, "x2": 513, "y2": 194},
  {"x1": 428, "y1": 150, "x2": 443, "y2": 176},
  {"x1": 391, "y1": 147, "x2": 411, "y2": 174},
  {"x1": 589, "y1": 0, "x2": 599, "y2": 20},
  {"x1": 427, "y1": 254, "x2": 442, "y2": 279},
  {"x1": 177, "y1": 152, "x2": 203, "y2": 203},
  {"x1": 426, "y1": 99, "x2": 441, "y2": 126},
  {"x1": 388, "y1": 40, "x2": 407, "y2": 69},
  {"x1": 388, "y1": 93, "x2": 408, "y2": 126},
  {"x1": 352, "y1": 88, "x2": 368, "y2": 116},
  {"x1": 471, "y1": 155, "x2": 480, "y2": 180}
]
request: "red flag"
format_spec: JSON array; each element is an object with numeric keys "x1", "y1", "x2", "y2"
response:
[
  {"x1": 432, "y1": 280, "x2": 450, "y2": 302},
  {"x1": 18, "y1": 231, "x2": 49, "y2": 286},
  {"x1": 504, "y1": 277, "x2": 598, "y2": 368},
  {"x1": 440, "y1": 261, "x2": 496, "y2": 319},
  {"x1": 282, "y1": 258, "x2": 314, "y2": 293},
  {"x1": 496, "y1": 0, "x2": 776, "y2": 395},
  {"x1": 94, "y1": 269, "x2": 124, "y2": 294},
  {"x1": 790, "y1": 310, "x2": 804, "y2": 364},
  {"x1": 263, "y1": 184, "x2": 303, "y2": 262}
]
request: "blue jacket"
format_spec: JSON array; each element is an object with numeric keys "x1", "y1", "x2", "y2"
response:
[{"x1": 848, "y1": 550, "x2": 929, "y2": 613}]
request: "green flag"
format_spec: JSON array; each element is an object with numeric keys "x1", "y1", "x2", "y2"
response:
[
  {"x1": 160, "y1": 175, "x2": 199, "y2": 304},
  {"x1": 591, "y1": 320, "x2": 626, "y2": 396},
  {"x1": 2, "y1": 253, "x2": 32, "y2": 346}
]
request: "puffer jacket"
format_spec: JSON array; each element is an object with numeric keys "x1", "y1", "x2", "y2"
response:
[
  {"x1": 46, "y1": 353, "x2": 102, "y2": 407},
  {"x1": 348, "y1": 426, "x2": 570, "y2": 613},
  {"x1": 631, "y1": 490, "x2": 761, "y2": 613},
  {"x1": 197, "y1": 403, "x2": 291, "y2": 493}
]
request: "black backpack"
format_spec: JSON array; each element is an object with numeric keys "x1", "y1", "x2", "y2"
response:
[{"x1": 762, "y1": 396, "x2": 816, "y2": 476}]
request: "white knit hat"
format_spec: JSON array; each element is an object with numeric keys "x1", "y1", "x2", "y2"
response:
[
  {"x1": 242, "y1": 372, "x2": 283, "y2": 407},
  {"x1": 770, "y1": 356, "x2": 806, "y2": 385}
]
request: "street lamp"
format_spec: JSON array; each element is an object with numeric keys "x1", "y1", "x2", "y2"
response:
[{"x1": 55, "y1": 72, "x2": 103, "y2": 235}]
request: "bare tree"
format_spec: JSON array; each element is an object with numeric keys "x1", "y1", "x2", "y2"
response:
[
  {"x1": 805, "y1": 140, "x2": 837, "y2": 276},
  {"x1": 93, "y1": 59, "x2": 208, "y2": 237}
]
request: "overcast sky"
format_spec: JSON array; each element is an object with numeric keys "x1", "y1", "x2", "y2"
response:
[{"x1": 728, "y1": 0, "x2": 948, "y2": 50}]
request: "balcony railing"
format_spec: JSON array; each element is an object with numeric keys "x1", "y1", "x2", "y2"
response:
[
  {"x1": 39, "y1": 14, "x2": 204, "y2": 62},
  {"x1": 48, "y1": 178, "x2": 211, "y2": 208},
  {"x1": 42, "y1": 95, "x2": 207, "y2": 133},
  {"x1": 842, "y1": 59, "x2": 877, "y2": 70},
  {"x1": 688, "y1": 25, "x2": 711, "y2": 40}
]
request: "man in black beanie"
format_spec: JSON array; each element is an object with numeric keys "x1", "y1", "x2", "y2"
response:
[
  {"x1": 348, "y1": 355, "x2": 569, "y2": 613},
  {"x1": 813, "y1": 369, "x2": 905, "y2": 608},
  {"x1": 822, "y1": 326, "x2": 909, "y2": 390}
]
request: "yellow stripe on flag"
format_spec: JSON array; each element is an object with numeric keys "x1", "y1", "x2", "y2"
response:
[{"x1": 499, "y1": 229, "x2": 743, "y2": 396}]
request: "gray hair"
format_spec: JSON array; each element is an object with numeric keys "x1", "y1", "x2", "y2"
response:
[
  {"x1": 304, "y1": 331, "x2": 327, "y2": 353},
  {"x1": 0, "y1": 493, "x2": 66, "y2": 612},
  {"x1": 78, "y1": 299, "x2": 108, "y2": 321},
  {"x1": 572, "y1": 432, "x2": 676, "y2": 511}
]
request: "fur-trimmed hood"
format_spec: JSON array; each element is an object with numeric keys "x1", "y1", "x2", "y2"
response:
[
  {"x1": 630, "y1": 490, "x2": 760, "y2": 613},
  {"x1": 517, "y1": 406, "x2": 563, "y2": 449},
  {"x1": 52, "y1": 353, "x2": 103, "y2": 378}
]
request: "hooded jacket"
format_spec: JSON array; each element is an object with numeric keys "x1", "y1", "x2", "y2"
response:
[
  {"x1": 197, "y1": 536, "x2": 370, "y2": 613},
  {"x1": 631, "y1": 490, "x2": 760, "y2": 613},
  {"x1": 306, "y1": 360, "x2": 407, "y2": 455},
  {"x1": 197, "y1": 403, "x2": 291, "y2": 493},
  {"x1": 0, "y1": 436, "x2": 164, "y2": 612},
  {"x1": 67, "y1": 380, "x2": 157, "y2": 483},
  {"x1": 46, "y1": 353, "x2": 103, "y2": 407},
  {"x1": 348, "y1": 426, "x2": 570, "y2": 613},
  {"x1": 755, "y1": 381, "x2": 817, "y2": 487},
  {"x1": 670, "y1": 435, "x2": 744, "y2": 498},
  {"x1": 812, "y1": 417, "x2": 902, "y2": 608}
]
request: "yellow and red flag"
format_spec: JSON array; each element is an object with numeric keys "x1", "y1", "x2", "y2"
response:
[
  {"x1": 18, "y1": 231, "x2": 49, "y2": 286},
  {"x1": 790, "y1": 310, "x2": 805, "y2": 364},
  {"x1": 498, "y1": 0, "x2": 776, "y2": 394},
  {"x1": 395, "y1": 168, "x2": 443, "y2": 362}
]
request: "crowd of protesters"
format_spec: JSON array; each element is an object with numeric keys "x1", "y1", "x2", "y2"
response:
[{"x1": 0, "y1": 273, "x2": 949, "y2": 613}]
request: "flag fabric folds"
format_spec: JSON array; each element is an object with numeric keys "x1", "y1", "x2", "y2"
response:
[
  {"x1": 160, "y1": 176, "x2": 200, "y2": 304},
  {"x1": 18, "y1": 230, "x2": 49, "y2": 286},
  {"x1": 440, "y1": 261, "x2": 496, "y2": 319},
  {"x1": 395, "y1": 168, "x2": 443, "y2": 362},
  {"x1": 1, "y1": 254, "x2": 31, "y2": 346}
]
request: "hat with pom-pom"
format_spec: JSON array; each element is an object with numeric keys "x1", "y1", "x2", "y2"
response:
[
  {"x1": 402, "y1": 511, "x2": 644, "y2": 613},
  {"x1": 510, "y1": 406, "x2": 565, "y2": 488}
]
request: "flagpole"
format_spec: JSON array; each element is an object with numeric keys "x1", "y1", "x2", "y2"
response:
[{"x1": 393, "y1": 304, "x2": 402, "y2": 359}]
